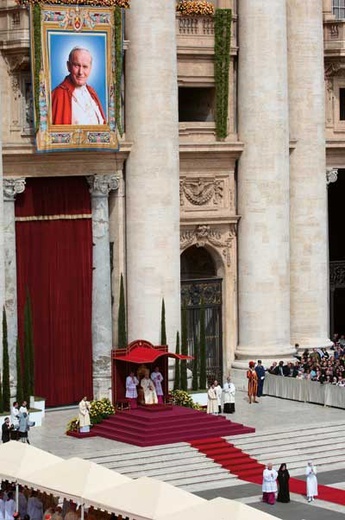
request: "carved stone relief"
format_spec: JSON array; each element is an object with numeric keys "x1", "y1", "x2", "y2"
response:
[
  {"x1": 180, "y1": 177, "x2": 224, "y2": 207},
  {"x1": 180, "y1": 224, "x2": 236, "y2": 267}
]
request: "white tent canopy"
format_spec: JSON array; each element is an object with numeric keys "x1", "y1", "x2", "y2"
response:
[
  {"x1": 0, "y1": 441, "x2": 62, "y2": 482},
  {"x1": 157, "y1": 496, "x2": 281, "y2": 520},
  {"x1": 84, "y1": 476, "x2": 205, "y2": 519},
  {"x1": 19, "y1": 457, "x2": 132, "y2": 503}
]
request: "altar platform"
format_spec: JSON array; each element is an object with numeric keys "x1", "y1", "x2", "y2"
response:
[{"x1": 68, "y1": 405, "x2": 255, "y2": 447}]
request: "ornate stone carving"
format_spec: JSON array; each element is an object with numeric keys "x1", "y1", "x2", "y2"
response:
[
  {"x1": 180, "y1": 178, "x2": 223, "y2": 206},
  {"x1": 326, "y1": 168, "x2": 338, "y2": 185},
  {"x1": 3, "y1": 178, "x2": 26, "y2": 201},
  {"x1": 325, "y1": 61, "x2": 344, "y2": 78},
  {"x1": 87, "y1": 175, "x2": 119, "y2": 196},
  {"x1": 181, "y1": 279, "x2": 222, "y2": 307},
  {"x1": 180, "y1": 224, "x2": 236, "y2": 267}
]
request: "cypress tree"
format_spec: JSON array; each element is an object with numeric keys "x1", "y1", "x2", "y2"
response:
[
  {"x1": 160, "y1": 298, "x2": 167, "y2": 345},
  {"x1": 180, "y1": 307, "x2": 188, "y2": 390},
  {"x1": 2, "y1": 307, "x2": 10, "y2": 412},
  {"x1": 16, "y1": 338, "x2": 24, "y2": 405},
  {"x1": 24, "y1": 290, "x2": 35, "y2": 401},
  {"x1": 199, "y1": 301, "x2": 207, "y2": 389},
  {"x1": 0, "y1": 371, "x2": 3, "y2": 414},
  {"x1": 173, "y1": 331, "x2": 180, "y2": 390},
  {"x1": 118, "y1": 273, "x2": 127, "y2": 348}
]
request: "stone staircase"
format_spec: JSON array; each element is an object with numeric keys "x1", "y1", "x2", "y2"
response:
[
  {"x1": 226, "y1": 420, "x2": 345, "y2": 476},
  {"x1": 85, "y1": 420, "x2": 345, "y2": 493}
]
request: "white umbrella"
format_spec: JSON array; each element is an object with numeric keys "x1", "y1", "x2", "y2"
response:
[
  {"x1": 157, "y1": 496, "x2": 281, "y2": 520},
  {"x1": 84, "y1": 476, "x2": 205, "y2": 519}
]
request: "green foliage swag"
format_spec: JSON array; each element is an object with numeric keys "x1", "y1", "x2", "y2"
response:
[
  {"x1": 170, "y1": 390, "x2": 201, "y2": 410},
  {"x1": 214, "y1": 9, "x2": 232, "y2": 140},
  {"x1": 114, "y1": 7, "x2": 124, "y2": 136},
  {"x1": 160, "y1": 298, "x2": 167, "y2": 345},
  {"x1": 2, "y1": 308, "x2": 10, "y2": 412},
  {"x1": 33, "y1": 4, "x2": 41, "y2": 132},
  {"x1": 117, "y1": 273, "x2": 127, "y2": 348},
  {"x1": 173, "y1": 331, "x2": 180, "y2": 390}
]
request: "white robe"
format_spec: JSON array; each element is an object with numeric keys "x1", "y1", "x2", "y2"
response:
[
  {"x1": 27, "y1": 497, "x2": 43, "y2": 520},
  {"x1": 78, "y1": 399, "x2": 91, "y2": 427},
  {"x1": 214, "y1": 385, "x2": 222, "y2": 406},
  {"x1": 207, "y1": 388, "x2": 218, "y2": 414},
  {"x1": 306, "y1": 465, "x2": 318, "y2": 497},
  {"x1": 0, "y1": 499, "x2": 5, "y2": 520},
  {"x1": 125, "y1": 376, "x2": 139, "y2": 398},
  {"x1": 141, "y1": 378, "x2": 158, "y2": 404},
  {"x1": 151, "y1": 371, "x2": 163, "y2": 396},
  {"x1": 262, "y1": 468, "x2": 278, "y2": 493},
  {"x1": 4, "y1": 500, "x2": 15, "y2": 520},
  {"x1": 222, "y1": 382, "x2": 236, "y2": 404}
]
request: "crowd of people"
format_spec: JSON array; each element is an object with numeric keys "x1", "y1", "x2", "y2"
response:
[
  {"x1": 262, "y1": 461, "x2": 318, "y2": 505},
  {"x1": 206, "y1": 377, "x2": 236, "y2": 414},
  {"x1": 1, "y1": 401, "x2": 34, "y2": 445},
  {"x1": 0, "y1": 485, "x2": 113, "y2": 520},
  {"x1": 267, "y1": 343, "x2": 345, "y2": 386}
]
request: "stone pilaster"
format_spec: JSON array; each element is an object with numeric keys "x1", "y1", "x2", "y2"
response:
[
  {"x1": 87, "y1": 174, "x2": 119, "y2": 399},
  {"x1": 3, "y1": 178, "x2": 25, "y2": 394},
  {"x1": 125, "y1": 0, "x2": 181, "y2": 347},
  {"x1": 236, "y1": 0, "x2": 293, "y2": 362},
  {"x1": 287, "y1": 0, "x2": 332, "y2": 349}
]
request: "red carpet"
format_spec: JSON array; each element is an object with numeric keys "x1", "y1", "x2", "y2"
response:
[
  {"x1": 68, "y1": 406, "x2": 255, "y2": 447},
  {"x1": 190, "y1": 437, "x2": 345, "y2": 506}
]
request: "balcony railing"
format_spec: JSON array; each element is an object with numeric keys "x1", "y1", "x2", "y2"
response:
[{"x1": 324, "y1": 19, "x2": 345, "y2": 55}]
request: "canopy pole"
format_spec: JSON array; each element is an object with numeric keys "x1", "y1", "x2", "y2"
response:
[
  {"x1": 81, "y1": 504, "x2": 84, "y2": 520},
  {"x1": 15, "y1": 483, "x2": 19, "y2": 511}
]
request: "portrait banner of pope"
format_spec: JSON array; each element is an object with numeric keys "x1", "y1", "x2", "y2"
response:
[{"x1": 30, "y1": 5, "x2": 119, "y2": 152}]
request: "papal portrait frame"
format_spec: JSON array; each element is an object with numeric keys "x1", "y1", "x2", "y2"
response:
[{"x1": 30, "y1": 4, "x2": 119, "y2": 152}]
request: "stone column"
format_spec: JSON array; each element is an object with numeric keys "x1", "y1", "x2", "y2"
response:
[
  {"x1": 287, "y1": 0, "x2": 332, "y2": 349},
  {"x1": 87, "y1": 174, "x2": 119, "y2": 400},
  {"x1": 236, "y1": 0, "x2": 293, "y2": 362},
  {"x1": 3, "y1": 178, "x2": 25, "y2": 394},
  {"x1": 125, "y1": 0, "x2": 181, "y2": 347}
]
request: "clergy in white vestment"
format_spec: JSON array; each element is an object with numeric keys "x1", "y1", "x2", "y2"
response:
[
  {"x1": 206, "y1": 384, "x2": 218, "y2": 414},
  {"x1": 151, "y1": 366, "x2": 164, "y2": 404},
  {"x1": 10, "y1": 401, "x2": 19, "y2": 429},
  {"x1": 4, "y1": 493, "x2": 15, "y2": 520},
  {"x1": 213, "y1": 380, "x2": 222, "y2": 413},
  {"x1": 222, "y1": 377, "x2": 236, "y2": 414},
  {"x1": 125, "y1": 371, "x2": 139, "y2": 409},
  {"x1": 141, "y1": 374, "x2": 158, "y2": 404},
  {"x1": 306, "y1": 461, "x2": 318, "y2": 502},
  {"x1": 78, "y1": 396, "x2": 91, "y2": 429},
  {"x1": 262, "y1": 463, "x2": 278, "y2": 505}
]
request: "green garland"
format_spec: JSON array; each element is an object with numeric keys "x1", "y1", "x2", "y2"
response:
[
  {"x1": 33, "y1": 4, "x2": 42, "y2": 131},
  {"x1": 114, "y1": 6, "x2": 123, "y2": 136},
  {"x1": 214, "y1": 9, "x2": 232, "y2": 140}
]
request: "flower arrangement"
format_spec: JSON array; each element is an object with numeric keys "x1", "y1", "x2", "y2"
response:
[
  {"x1": 170, "y1": 389, "x2": 201, "y2": 410},
  {"x1": 66, "y1": 398, "x2": 115, "y2": 432},
  {"x1": 176, "y1": 0, "x2": 215, "y2": 16},
  {"x1": 89, "y1": 397, "x2": 115, "y2": 424},
  {"x1": 16, "y1": 0, "x2": 129, "y2": 8}
]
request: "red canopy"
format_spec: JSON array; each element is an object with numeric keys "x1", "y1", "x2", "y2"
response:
[{"x1": 112, "y1": 339, "x2": 193, "y2": 364}]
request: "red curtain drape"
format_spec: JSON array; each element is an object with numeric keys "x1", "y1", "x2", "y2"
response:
[{"x1": 16, "y1": 177, "x2": 93, "y2": 406}]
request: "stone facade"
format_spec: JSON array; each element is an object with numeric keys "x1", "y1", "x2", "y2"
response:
[{"x1": 0, "y1": 0, "x2": 342, "y2": 400}]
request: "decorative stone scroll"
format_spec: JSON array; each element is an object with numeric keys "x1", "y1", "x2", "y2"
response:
[
  {"x1": 180, "y1": 224, "x2": 235, "y2": 267},
  {"x1": 326, "y1": 168, "x2": 338, "y2": 185},
  {"x1": 180, "y1": 177, "x2": 223, "y2": 206},
  {"x1": 3, "y1": 178, "x2": 26, "y2": 201},
  {"x1": 87, "y1": 174, "x2": 119, "y2": 196}
]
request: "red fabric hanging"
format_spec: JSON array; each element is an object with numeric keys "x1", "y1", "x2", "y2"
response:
[{"x1": 16, "y1": 177, "x2": 93, "y2": 406}]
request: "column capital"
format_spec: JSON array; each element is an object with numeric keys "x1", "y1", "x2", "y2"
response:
[
  {"x1": 87, "y1": 174, "x2": 119, "y2": 197},
  {"x1": 3, "y1": 178, "x2": 26, "y2": 201},
  {"x1": 326, "y1": 167, "x2": 338, "y2": 185}
]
